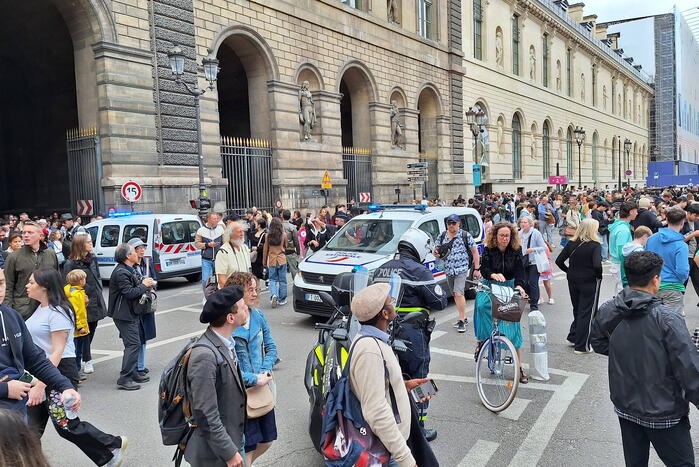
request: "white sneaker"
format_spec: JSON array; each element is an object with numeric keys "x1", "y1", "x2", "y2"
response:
[
  {"x1": 106, "y1": 436, "x2": 128, "y2": 467},
  {"x1": 548, "y1": 298, "x2": 555, "y2": 305},
  {"x1": 278, "y1": 299, "x2": 287, "y2": 306},
  {"x1": 271, "y1": 295, "x2": 278, "y2": 308},
  {"x1": 538, "y1": 298, "x2": 544, "y2": 305},
  {"x1": 83, "y1": 361, "x2": 94, "y2": 374}
]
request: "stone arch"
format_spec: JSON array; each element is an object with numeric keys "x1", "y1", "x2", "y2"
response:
[
  {"x1": 472, "y1": 98, "x2": 491, "y2": 120},
  {"x1": 216, "y1": 27, "x2": 278, "y2": 140},
  {"x1": 295, "y1": 62, "x2": 325, "y2": 91},
  {"x1": 415, "y1": 83, "x2": 443, "y2": 116},
  {"x1": 417, "y1": 86, "x2": 442, "y2": 198},
  {"x1": 338, "y1": 60, "x2": 377, "y2": 149},
  {"x1": 0, "y1": 0, "x2": 110, "y2": 213},
  {"x1": 389, "y1": 86, "x2": 408, "y2": 109}
]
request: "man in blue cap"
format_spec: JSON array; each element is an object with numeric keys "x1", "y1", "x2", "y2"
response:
[{"x1": 434, "y1": 214, "x2": 480, "y2": 332}]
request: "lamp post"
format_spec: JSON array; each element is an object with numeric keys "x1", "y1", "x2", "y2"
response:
[
  {"x1": 574, "y1": 126, "x2": 585, "y2": 191},
  {"x1": 624, "y1": 138, "x2": 632, "y2": 189},
  {"x1": 465, "y1": 105, "x2": 488, "y2": 194},
  {"x1": 167, "y1": 44, "x2": 220, "y2": 220}
]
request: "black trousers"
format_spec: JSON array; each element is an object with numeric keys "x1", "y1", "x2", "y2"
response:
[
  {"x1": 525, "y1": 265, "x2": 540, "y2": 310},
  {"x1": 619, "y1": 416, "x2": 695, "y2": 467},
  {"x1": 81, "y1": 320, "x2": 99, "y2": 362},
  {"x1": 686, "y1": 258, "x2": 699, "y2": 299},
  {"x1": 396, "y1": 317, "x2": 431, "y2": 427},
  {"x1": 114, "y1": 318, "x2": 140, "y2": 384},
  {"x1": 567, "y1": 279, "x2": 597, "y2": 351},
  {"x1": 27, "y1": 358, "x2": 121, "y2": 466}
]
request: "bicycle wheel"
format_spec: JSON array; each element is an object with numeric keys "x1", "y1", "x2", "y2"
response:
[{"x1": 476, "y1": 335, "x2": 520, "y2": 412}]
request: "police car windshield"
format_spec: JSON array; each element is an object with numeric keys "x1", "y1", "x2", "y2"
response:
[{"x1": 325, "y1": 219, "x2": 413, "y2": 254}]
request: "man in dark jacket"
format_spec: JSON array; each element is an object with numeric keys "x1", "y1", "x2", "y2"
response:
[
  {"x1": 374, "y1": 228, "x2": 447, "y2": 442},
  {"x1": 632, "y1": 197, "x2": 663, "y2": 233},
  {"x1": 3, "y1": 221, "x2": 58, "y2": 318},
  {"x1": 591, "y1": 251, "x2": 699, "y2": 466},
  {"x1": 108, "y1": 243, "x2": 153, "y2": 390},
  {"x1": 185, "y1": 286, "x2": 248, "y2": 467},
  {"x1": 0, "y1": 269, "x2": 80, "y2": 417},
  {"x1": 591, "y1": 202, "x2": 610, "y2": 261}
]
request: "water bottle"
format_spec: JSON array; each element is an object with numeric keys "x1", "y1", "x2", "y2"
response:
[{"x1": 63, "y1": 393, "x2": 78, "y2": 419}]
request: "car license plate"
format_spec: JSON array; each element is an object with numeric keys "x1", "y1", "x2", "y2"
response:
[
  {"x1": 166, "y1": 257, "x2": 185, "y2": 267},
  {"x1": 305, "y1": 293, "x2": 322, "y2": 303}
]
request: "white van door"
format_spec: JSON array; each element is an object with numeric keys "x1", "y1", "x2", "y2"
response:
[
  {"x1": 95, "y1": 223, "x2": 120, "y2": 279},
  {"x1": 155, "y1": 219, "x2": 202, "y2": 276}
]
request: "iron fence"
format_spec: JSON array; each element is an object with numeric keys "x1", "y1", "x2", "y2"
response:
[
  {"x1": 342, "y1": 147, "x2": 372, "y2": 203},
  {"x1": 221, "y1": 137, "x2": 273, "y2": 214},
  {"x1": 66, "y1": 127, "x2": 104, "y2": 217}
]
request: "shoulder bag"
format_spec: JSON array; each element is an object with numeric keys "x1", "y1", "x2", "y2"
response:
[
  {"x1": 246, "y1": 376, "x2": 276, "y2": 418},
  {"x1": 491, "y1": 284, "x2": 527, "y2": 322}
]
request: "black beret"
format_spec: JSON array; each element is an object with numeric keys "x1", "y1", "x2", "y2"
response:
[{"x1": 200, "y1": 286, "x2": 244, "y2": 324}]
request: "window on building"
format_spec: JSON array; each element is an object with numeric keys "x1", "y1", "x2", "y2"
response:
[
  {"x1": 542, "y1": 34, "x2": 549, "y2": 88},
  {"x1": 512, "y1": 14, "x2": 520, "y2": 75},
  {"x1": 566, "y1": 48, "x2": 572, "y2": 97},
  {"x1": 592, "y1": 65, "x2": 597, "y2": 107},
  {"x1": 592, "y1": 133, "x2": 599, "y2": 180},
  {"x1": 612, "y1": 81, "x2": 616, "y2": 114},
  {"x1": 612, "y1": 138, "x2": 617, "y2": 177},
  {"x1": 623, "y1": 86, "x2": 628, "y2": 119},
  {"x1": 512, "y1": 114, "x2": 522, "y2": 179},
  {"x1": 418, "y1": 0, "x2": 433, "y2": 39},
  {"x1": 341, "y1": 0, "x2": 362, "y2": 9},
  {"x1": 473, "y1": 0, "x2": 483, "y2": 60},
  {"x1": 543, "y1": 121, "x2": 551, "y2": 178},
  {"x1": 566, "y1": 127, "x2": 574, "y2": 178}
]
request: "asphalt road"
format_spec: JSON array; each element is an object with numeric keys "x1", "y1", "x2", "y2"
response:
[{"x1": 40, "y1": 262, "x2": 699, "y2": 467}]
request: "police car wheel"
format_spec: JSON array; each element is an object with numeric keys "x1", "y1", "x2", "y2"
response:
[{"x1": 185, "y1": 273, "x2": 201, "y2": 283}]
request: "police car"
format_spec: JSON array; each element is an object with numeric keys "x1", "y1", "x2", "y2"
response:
[
  {"x1": 293, "y1": 204, "x2": 484, "y2": 317},
  {"x1": 84, "y1": 212, "x2": 203, "y2": 282}
]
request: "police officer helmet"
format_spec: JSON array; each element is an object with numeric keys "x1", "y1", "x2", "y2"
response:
[{"x1": 397, "y1": 228, "x2": 434, "y2": 263}]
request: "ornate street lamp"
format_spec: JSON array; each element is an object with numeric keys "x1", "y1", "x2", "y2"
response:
[
  {"x1": 466, "y1": 105, "x2": 488, "y2": 194},
  {"x1": 167, "y1": 44, "x2": 220, "y2": 219},
  {"x1": 624, "y1": 138, "x2": 632, "y2": 188},
  {"x1": 574, "y1": 126, "x2": 585, "y2": 191}
]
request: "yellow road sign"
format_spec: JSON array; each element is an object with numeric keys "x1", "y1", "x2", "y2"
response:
[{"x1": 322, "y1": 170, "x2": 332, "y2": 189}]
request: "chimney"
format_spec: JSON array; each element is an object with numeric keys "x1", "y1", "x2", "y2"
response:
[
  {"x1": 607, "y1": 32, "x2": 621, "y2": 49},
  {"x1": 595, "y1": 23, "x2": 609, "y2": 40},
  {"x1": 568, "y1": 3, "x2": 585, "y2": 23}
]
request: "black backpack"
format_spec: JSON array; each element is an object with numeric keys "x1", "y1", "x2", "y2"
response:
[
  {"x1": 438, "y1": 230, "x2": 474, "y2": 268},
  {"x1": 158, "y1": 338, "x2": 217, "y2": 466}
]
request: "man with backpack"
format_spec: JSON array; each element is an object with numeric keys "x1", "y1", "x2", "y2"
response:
[
  {"x1": 185, "y1": 287, "x2": 248, "y2": 467},
  {"x1": 434, "y1": 214, "x2": 480, "y2": 333},
  {"x1": 281, "y1": 210, "x2": 301, "y2": 278}
]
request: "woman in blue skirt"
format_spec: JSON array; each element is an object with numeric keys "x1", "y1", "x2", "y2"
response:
[{"x1": 474, "y1": 222, "x2": 529, "y2": 383}]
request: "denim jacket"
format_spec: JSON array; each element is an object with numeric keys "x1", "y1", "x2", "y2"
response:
[{"x1": 233, "y1": 308, "x2": 278, "y2": 387}]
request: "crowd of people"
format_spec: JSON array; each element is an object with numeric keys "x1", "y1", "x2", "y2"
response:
[{"x1": 2, "y1": 185, "x2": 699, "y2": 466}]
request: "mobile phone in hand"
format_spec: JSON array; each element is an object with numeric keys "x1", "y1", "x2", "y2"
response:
[{"x1": 410, "y1": 379, "x2": 438, "y2": 403}]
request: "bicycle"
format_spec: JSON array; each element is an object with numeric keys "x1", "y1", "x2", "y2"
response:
[{"x1": 468, "y1": 280, "x2": 523, "y2": 412}]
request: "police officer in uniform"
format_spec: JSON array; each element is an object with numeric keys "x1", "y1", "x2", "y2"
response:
[{"x1": 373, "y1": 228, "x2": 447, "y2": 441}]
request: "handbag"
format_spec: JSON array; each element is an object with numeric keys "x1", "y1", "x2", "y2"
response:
[
  {"x1": 246, "y1": 377, "x2": 275, "y2": 418},
  {"x1": 535, "y1": 251, "x2": 550, "y2": 273},
  {"x1": 521, "y1": 234, "x2": 533, "y2": 268},
  {"x1": 490, "y1": 284, "x2": 527, "y2": 322}
]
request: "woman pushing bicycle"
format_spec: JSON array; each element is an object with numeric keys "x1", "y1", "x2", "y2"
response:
[{"x1": 473, "y1": 222, "x2": 530, "y2": 384}]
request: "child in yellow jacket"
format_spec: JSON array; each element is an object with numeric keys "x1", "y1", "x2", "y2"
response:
[{"x1": 65, "y1": 269, "x2": 90, "y2": 377}]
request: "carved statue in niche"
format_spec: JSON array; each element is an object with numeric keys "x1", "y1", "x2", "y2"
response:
[
  {"x1": 618, "y1": 95, "x2": 622, "y2": 115},
  {"x1": 387, "y1": 0, "x2": 399, "y2": 23},
  {"x1": 603, "y1": 85, "x2": 608, "y2": 110},
  {"x1": 390, "y1": 101, "x2": 405, "y2": 149},
  {"x1": 496, "y1": 119, "x2": 504, "y2": 155},
  {"x1": 555, "y1": 61, "x2": 562, "y2": 91},
  {"x1": 530, "y1": 135, "x2": 537, "y2": 159},
  {"x1": 580, "y1": 74, "x2": 585, "y2": 102},
  {"x1": 299, "y1": 80, "x2": 317, "y2": 141},
  {"x1": 529, "y1": 47, "x2": 536, "y2": 80},
  {"x1": 495, "y1": 30, "x2": 504, "y2": 68}
]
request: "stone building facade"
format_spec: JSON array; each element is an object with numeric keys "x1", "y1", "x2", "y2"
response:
[{"x1": 461, "y1": 0, "x2": 654, "y2": 194}]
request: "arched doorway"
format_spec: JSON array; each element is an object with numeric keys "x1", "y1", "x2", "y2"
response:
[
  {"x1": 417, "y1": 86, "x2": 442, "y2": 200},
  {"x1": 339, "y1": 64, "x2": 375, "y2": 203},
  {"x1": 216, "y1": 32, "x2": 274, "y2": 212},
  {"x1": 0, "y1": 1, "x2": 83, "y2": 213}
]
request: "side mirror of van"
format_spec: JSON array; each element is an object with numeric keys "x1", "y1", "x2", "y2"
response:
[{"x1": 318, "y1": 291, "x2": 336, "y2": 309}]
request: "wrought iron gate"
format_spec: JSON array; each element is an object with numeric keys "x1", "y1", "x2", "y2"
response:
[
  {"x1": 342, "y1": 147, "x2": 372, "y2": 203},
  {"x1": 66, "y1": 127, "x2": 104, "y2": 216},
  {"x1": 221, "y1": 137, "x2": 273, "y2": 214}
]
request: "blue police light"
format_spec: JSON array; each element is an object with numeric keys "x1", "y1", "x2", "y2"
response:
[
  {"x1": 107, "y1": 211, "x2": 153, "y2": 218},
  {"x1": 367, "y1": 204, "x2": 427, "y2": 212}
]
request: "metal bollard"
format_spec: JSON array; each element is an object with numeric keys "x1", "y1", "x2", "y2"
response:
[{"x1": 528, "y1": 310, "x2": 550, "y2": 381}]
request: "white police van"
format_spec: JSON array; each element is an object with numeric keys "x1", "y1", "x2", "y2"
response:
[
  {"x1": 293, "y1": 204, "x2": 484, "y2": 317},
  {"x1": 84, "y1": 212, "x2": 203, "y2": 282}
]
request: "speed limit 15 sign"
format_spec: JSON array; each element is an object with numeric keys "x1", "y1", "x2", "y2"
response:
[{"x1": 121, "y1": 181, "x2": 142, "y2": 202}]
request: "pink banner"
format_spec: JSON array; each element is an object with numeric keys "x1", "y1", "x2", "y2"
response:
[{"x1": 548, "y1": 175, "x2": 567, "y2": 185}]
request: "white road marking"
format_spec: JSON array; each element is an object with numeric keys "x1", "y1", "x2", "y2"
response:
[
  {"x1": 429, "y1": 372, "x2": 555, "y2": 392},
  {"x1": 91, "y1": 329, "x2": 206, "y2": 365},
  {"x1": 431, "y1": 330, "x2": 447, "y2": 341},
  {"x1": 498, "y1": 397, "x2": 531, "y2": 421},
  {"x1": 507, "y1": 371, "x2": 589, "y2": 467},
  {"x1": 96, "y1": 302, "x2": 201, "y2": 329},
  {"x1": 457, "y1": 440, "x2": 500, "y2": 467},
  {"x1": 434, "y1": 311, "x2": 459, "y2": 326},
  {"x1": 180, "y1": 306, "x2": 203, "y2": 313}
]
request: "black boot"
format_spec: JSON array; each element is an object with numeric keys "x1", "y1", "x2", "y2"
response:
[{"x1": 423, "y1": 428, "x2": 438, "y2": 442}]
